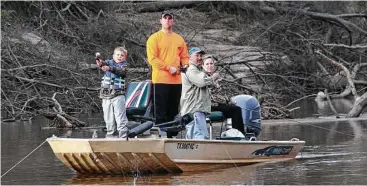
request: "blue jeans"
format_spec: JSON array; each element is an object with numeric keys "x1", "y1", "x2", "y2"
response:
[
  {"x1": 185, "y1": 112, "x2": 209, "y2": 140},
  {"x1": 102, "y1": 95, "x2": 128, "y2": 138}
]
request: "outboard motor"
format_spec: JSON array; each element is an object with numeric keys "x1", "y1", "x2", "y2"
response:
[{"x1": 231, "y1": 95, "x2": 262, "y2": 138}]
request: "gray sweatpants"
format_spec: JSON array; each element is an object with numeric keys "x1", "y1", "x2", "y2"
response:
[{"x1": 102, "y1": 95, "x2": 128, "y2": 138}]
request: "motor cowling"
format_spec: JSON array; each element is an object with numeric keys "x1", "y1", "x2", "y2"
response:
[{"x1": 231, "y1": 95, "x2": 262, "y2": 137}]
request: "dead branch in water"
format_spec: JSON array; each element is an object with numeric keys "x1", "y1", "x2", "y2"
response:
[
  {"x1": 38, "y1": 109, "x2": 87, "y2": 128},
  {"x1": 36, "y1": 92, "x2": 88, "y2": 128},
  {"x1": 324, "y1": 89, "x2": 340, "y2": 118},
  {"x1": 316, "y1": 50, "x2": 358, "y2": 100}
]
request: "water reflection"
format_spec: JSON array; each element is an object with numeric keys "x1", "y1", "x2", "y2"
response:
[
  {"x1": 314, "y1": 97, "x2": 354, "y2": 116},
  {"x1": 1, "y1": 115, "x2": 367, "y2": 185},
  {"x1": 348, "y1": 120, "x2": 364, "y2": 141},
  {"x1": 64, "y1": 163, "x2": 262, "y2": 185},
  {"x1": 289, "y1": 97, "x2": 360, "y2": 118}
]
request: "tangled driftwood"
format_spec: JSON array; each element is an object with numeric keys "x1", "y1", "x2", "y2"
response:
[{"x1": 1, "y1": 1, "x2": 366, "y2": 126}]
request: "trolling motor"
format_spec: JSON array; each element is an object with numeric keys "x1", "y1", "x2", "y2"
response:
[
  {"x1": 127, "y1": 113, "x2": 194, "y2": 138},
  {"x1": 127, "y1": 121, "x2": 154, "y2": 138},
  {"x1": 154, "y1": 113, "x2": 193, "y2": 131}
]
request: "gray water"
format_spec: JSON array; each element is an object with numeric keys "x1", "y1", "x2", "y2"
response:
[{"x1": 2, "y1": 98, "x2": 367, "y2": 185}]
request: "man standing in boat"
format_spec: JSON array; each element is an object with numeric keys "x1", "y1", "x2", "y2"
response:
[
  {"x1": 180, "y1": 47, "x2": 221, "y2": 139},
  {"x1": 146, "y1": 10, "x2": 189, "y2": 138}
]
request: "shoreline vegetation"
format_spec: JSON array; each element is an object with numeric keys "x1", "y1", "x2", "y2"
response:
[{"x1": 1, "y1": 2, "x2": 366, "y2": 127}]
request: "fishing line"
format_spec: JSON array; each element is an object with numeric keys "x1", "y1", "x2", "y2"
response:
[
  {"x1": 145, "y1": 58, "x2": 157, "y2": 126},
  {"x1": 185, "y1": 58, "x2": 246, "y2": 173},
  {"x1": 180, "y1": 59, "x2": 246, "y2": 174},
  {"x1": 215, "y1": 117, "x2": 366, "y2": 178},
  {"x1": 1, "y1": 139, "x2": 47, "y2": 178},
  {"x1": 285, "y1": 118, "x2": 365, "y2": 138},
  {"x1": 153, "y1": 82, "x2": 157, "y2": 125},
  {"x1": 219, "y1": 141, "x2": 244, "y2": 175}
]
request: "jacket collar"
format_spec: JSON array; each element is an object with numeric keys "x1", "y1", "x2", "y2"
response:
[{"x1": 189, "y1": 61, "x2": 201, "y2": 70}]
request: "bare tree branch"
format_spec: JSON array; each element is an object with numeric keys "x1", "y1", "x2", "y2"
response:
[
  {"x1": 337, "y1": 14, "x2": 367, "y2": 18},
  {"x1": 315, "y1": 50, "x2": 358, "y2": 100},
  {"x1": 347, "y1": 91, "x2": 367, "y2": 117},
  {"x1": 323, "y1": 43, "x2": 367, "y2": 49}
]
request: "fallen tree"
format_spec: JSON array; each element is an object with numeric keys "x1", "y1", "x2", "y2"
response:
[
  {"x1": 229, "y1": 1, "x2": 367, "y2": 117},
  {"x1": 1, "y1": 1, "x2": 366, "y2": 124}
]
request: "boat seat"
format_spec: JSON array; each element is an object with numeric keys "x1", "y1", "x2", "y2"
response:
[
  {"x1": 206, "y1": 111, "x2": 226, "y2": 122},
  {"x1": 126, "y1": 107, "x2": 146, "y2": 118},
  {"x1": 206, "y1": 111, "x2": 226, "y2": 140},
  {"x1": 125, "y1": 80, "x2": 152, "y2": 120}
]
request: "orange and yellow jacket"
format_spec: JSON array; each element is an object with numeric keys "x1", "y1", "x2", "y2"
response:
[{"x1": 146, "y1": 30, "x2": 189, "y2": 84}]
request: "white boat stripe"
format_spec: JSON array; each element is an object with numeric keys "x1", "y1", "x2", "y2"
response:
[{"x1": 136, "y1": 82, "x2": 148, "y2": 107}]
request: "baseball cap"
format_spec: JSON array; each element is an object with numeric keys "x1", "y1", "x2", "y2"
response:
[
  {"x1": 161, "y1": 10, "x2": 174, "y2": 19},
  {"x1": 189, "y1": 47, "x2": 205, "y2": 56}
]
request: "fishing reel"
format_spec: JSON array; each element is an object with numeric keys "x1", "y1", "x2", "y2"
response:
[
  {"x1": 95, "y1": 52, "x2": 108, "y2": 67},
  {"x1": 179, "y1": 65, "x2": 188, "y2": 73},
  {"x1": 95, "y1": 52, "x2": 102, "y2": 60}
]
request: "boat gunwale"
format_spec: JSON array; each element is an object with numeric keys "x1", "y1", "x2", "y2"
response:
[{"x1": 46, "y1": 137, "x2": 305, "y2": 145}]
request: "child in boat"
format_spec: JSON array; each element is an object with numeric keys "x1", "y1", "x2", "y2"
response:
[{"x1": 96, "y1": 47, "x2": 129, "y2": 138}]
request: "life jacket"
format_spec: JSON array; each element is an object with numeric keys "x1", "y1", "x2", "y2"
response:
[{"x1": 100, "y1": 59, "x2": 127, "y2": 90}]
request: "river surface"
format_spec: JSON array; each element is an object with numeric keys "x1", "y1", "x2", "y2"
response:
[{"x1": 1, "y1": 98, "x2": 367, "y2": 185}]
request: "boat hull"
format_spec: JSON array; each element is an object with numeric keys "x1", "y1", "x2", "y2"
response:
[{"x1": 47, "y1": 137, "x2": 305, "y2": 174}]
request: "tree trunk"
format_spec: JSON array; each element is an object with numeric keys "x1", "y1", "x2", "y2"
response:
[
  {"x1": 324, "y1": 89, "x2": 340, "y2": 118},
  {"x1": 346, "y1": 92, "x2": 367, "y2": 117},
  {"x1": 316, "y1": 50, "x2": 359, "y2": 100},
  {"x1": 115, "y1": 2, "x2": 199, "y2": 13}
]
